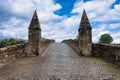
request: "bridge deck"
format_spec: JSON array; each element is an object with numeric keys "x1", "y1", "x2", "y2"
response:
[{"x1": 0, "y1": 43, "x2": 120, "y2": 80}]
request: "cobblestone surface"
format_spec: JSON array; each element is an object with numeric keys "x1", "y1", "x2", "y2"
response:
[{"x1": 0, "y1": 43, "x2": 120, "y2": 80}]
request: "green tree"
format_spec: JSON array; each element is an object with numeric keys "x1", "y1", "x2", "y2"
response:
[
  {"x1": 99, "y1": 33, "x2": 113, "y2": 44},
  {"x1": 0, "y1": 38, "x2": 25, "y2": 48}
]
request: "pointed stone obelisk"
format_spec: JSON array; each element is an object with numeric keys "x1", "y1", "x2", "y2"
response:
[
  {"x1": 27, "y1": 10, "x2": 41, "y2": 56},
  {"x1": 78, "y1": 10, "x2": 92, "y2": 56}
]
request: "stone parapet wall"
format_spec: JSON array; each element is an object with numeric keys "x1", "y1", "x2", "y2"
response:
[
  {"x1": 0, "y1": 39, "x2": 55, "y2": 67},
  {"x1": 62, "y1": 39, "x2": 79, "y2": 54},
  {"x1": 40, "y1": 39, "x2": 55, "y2": 53},
  {"x1": 63, "y1": 40, "x2": 120, "y2": 66},
  {"x1": 0, "y1": 43, "x2": 27, "y2": 67},
  {"x1": 92, "y1": 43, "x2": 120, "y2": 64}
]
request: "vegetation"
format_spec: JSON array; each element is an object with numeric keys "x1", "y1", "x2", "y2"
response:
[
  {"x1": 99, "y1": 33, "x2": 113, "y2": 44},
  {"x1": 0, "y1": 38, "x2": 25, "y2": 48}
]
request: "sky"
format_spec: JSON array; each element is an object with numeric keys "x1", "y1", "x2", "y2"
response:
[{"x1": 0, "y1": 0, "x2": 120, "y2": 43}]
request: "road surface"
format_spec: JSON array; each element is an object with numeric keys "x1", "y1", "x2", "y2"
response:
[{"x1": 0, "y1": 43, "x2": 119, "y2": 80}]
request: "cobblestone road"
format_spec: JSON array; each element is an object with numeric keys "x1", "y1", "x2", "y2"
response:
[{"x1": 0, "y1": 43, "x2": 120, "y2": 80}]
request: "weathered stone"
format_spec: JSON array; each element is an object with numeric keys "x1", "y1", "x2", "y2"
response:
[
  {"x1": 4, "y1": 55, "x2": 8, "y2": 58},
  {"x1": 2, "y1": 58, "x2": 6, "y2": 63},
  {"x1": 24, "y1": 45, "x2": 36, "y2": 56},
  {"x1": 0, "y1": 43, "x2": 119, "y2": 80},
  {"x1": 93, "y1": 43, "x2": 120, "y2": 63},
  {"x1": 78, "y1": 10, "x2": 92, "y2": 56},
  {"x1": 28, "y1": 10, "x2": 41, "y2": 56},
  {"x1": 63, "y1": 40, "x2": 120, "y2": 67},
  {"x1": 0, "y1": 44, "x2": 26, "y2": 66}
]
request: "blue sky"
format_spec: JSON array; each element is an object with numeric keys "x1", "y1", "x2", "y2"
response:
[{"x1": 0, "y1": 0, "x2": 120, "y2": 43}]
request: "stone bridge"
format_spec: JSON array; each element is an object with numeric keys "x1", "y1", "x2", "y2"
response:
[
  {"x1": 0, "y1": 10, "x2": 120, "y2": 80},
  {"x1": 0, "y1": 43, "x2": 120, "y2": 80}
]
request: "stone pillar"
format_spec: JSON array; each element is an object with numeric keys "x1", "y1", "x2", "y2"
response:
[
  {"x1": 78, "y1": 10, "x2": 92, "y2": 56},
  {"x1": 27, "y1": 10, "x2": 41, "y2": 56}
]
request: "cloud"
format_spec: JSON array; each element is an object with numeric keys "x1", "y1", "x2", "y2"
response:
[
  {"x1": 71, "y1": 0, "x2": 120, "y2": 43},
  {"x1": 0, "y1": 0, "x2": 64, "y2": 42},
  {"x1": 0, "y1": 0, "x2": 120, "y2": 43},
  {"x1": 92, "y1": 24, "x2": 110, "y2": 42},
  {"x1": 72, "y1": 0, "x2": 120, "y2": 22},
  {"x1": 111, "y1": 32, "x2": 120, "y2": 43},
  {"x1": 109, "y1": 23, "x2": 120, "y2": 29},
  {"x1": 41, "y1": 18, "x2": 78, "y2": 42},
  {"x1": 0, "y1": 17, "x2": 28, "y2": 39},
  {"x1": 0, "y1": 0, "x2": 62, "y2": 19}
]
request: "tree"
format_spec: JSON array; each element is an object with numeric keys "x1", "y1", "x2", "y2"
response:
[
  {"x1": 0, "y1": 38, "x2": 25, "y2": 48},
  {"x1": 99, "y1": 33, "x2": 113, "y2": 44}
]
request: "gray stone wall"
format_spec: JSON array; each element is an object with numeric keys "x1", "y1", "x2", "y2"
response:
[
  {"x1": 0, "y1": 39, "x2": 55, "y2": 67},
  {"x1": 62, "y1": 40, "x2": 79, "y2": 54},
  {"x1": 0, "y1": 44, "x2": 27, "y2": 67},
  {"x1": 63, "y1": 40, "x2": 120, "y2": 66},
  {"x1": 40, "y1": 39, "x2": 55, "y2": 53},
  {"x1": 92, "y1": 43, "x2": 120, "y2": 64}
]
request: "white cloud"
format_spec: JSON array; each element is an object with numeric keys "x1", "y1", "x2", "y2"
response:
[
  {"x1": 0, "y1": 0, "x2": 120, "y2": 43},
  {"x1": 72, "y1": 0, "x2": 120, "y2": 22},
  {"x1": 109, "y1": 23, "x2": 120, "y2": 29},
  {"x1": 111, "y1": 32, "x2": 120, "y2": 43},
  {"x1": 1, "y1": 0, "x2": 62, "y2": 19},
  {"x1": 70, "y1": 0, "x2": 120, "y2": 43},
  {"x1": 0, "y1": 17, "x2": 28, "y2": 39},
  {"x1": 114, "y1": 4, "x2": 120, "y2": 11},
  {"x1": 41, "y1": 19, "x2": 78, "y2": 42},
  {"x1": 0, "y1": 0, "x2": 64, "y2": 42},
  {"x1": 92, "y1": 24, "x2": 109, "y2": 43}
]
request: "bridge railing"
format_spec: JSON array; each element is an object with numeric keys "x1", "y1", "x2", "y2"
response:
[
  {"x1": 0, "y1": 43, "x2": 27, "y2": 67},
  {"x1": 92, "y1": 43, "x2": 120, "y2": 64}
]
